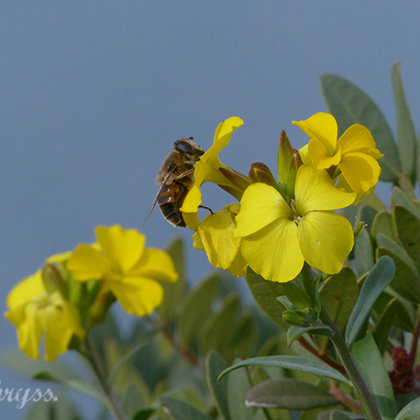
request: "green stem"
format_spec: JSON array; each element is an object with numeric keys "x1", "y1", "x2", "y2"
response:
[
  {"x1": 320, "y1": 307, "x2": 381, "y2": 420},
  {"x1": 299, "y1": 265, "x2": 381, "y2": 420},
  {"x1": 83, "y1": 336, "x2": 127, "y2": 420}
]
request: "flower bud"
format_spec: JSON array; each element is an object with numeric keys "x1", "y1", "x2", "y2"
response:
[
  {"x1": 285, "y1": 149, "x2": 303, "y2": 198},
  {"x1": 42, "y1": 264, "x2": 66, "y2": 297},
  {"x1": 282, "y1": 310, "x2": 304, "y2": 326},
  {"x1": 249, "y1": 162, "x2": 277, "y2": 187},
  {"x1": 277, "y1": 130, "x2": 293, "y2": 184},
  {"x1": 218, "y1": 167, "x2": 252, "y2": 200}
]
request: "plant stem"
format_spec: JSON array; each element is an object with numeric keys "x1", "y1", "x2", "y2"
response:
[
  {"x1": 84, "y1": 336, "x2": 127, "y2": 420},
  {"x1": 320, "y1": 306, "x2": 381, "y2": 420},
  {"x1": 297, "y1": 337, "x2": 346, "y2": 375}
]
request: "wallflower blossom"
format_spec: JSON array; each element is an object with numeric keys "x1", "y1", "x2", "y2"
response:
[
  {"x1": 67, "y1": 225, "x2": 177, "y2": 317},
  {"x1": 5, "y1": 270, "x2": 84, "y2": 361},
  {"x1": 293, "y1": 112, "x2": 383, "y2": 194},
  {"x1": 235, "y1": 165, "x2": 356, "y2": 283},
  {"x1": 192, "y1": 203, "x2": 247, "y2": 277},
  {"x1": 180, "y1": 116, "x2": 244, "y2": 229}
]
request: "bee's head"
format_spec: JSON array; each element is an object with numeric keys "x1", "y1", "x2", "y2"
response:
[{"x1": 174, "y1": 137, "x2": 204, "y2": 157}]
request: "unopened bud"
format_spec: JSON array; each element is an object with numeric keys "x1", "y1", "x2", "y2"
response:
[
  {"x1": 218, "y1": 167, "x2": 252, "y2": 200},
  {"x1": 249, "y1": 162, "x2": 277, "y2": 187},
  {"x1": 87, "y1": 290, "x2": 116, "y2": 326},
  {"x1": 42, "y1": 264, "x2": 66, "y2": 296},
  {"x1": 277, "y1": 130, "x2": 293, "y2": 184},
  {"x1": 282, "y1": 310, "x2": 304, "y2": 326}
]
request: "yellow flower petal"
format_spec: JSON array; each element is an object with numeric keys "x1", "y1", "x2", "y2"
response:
[
  {"x1": 181, "y1": 117, "x2": 244, "y2": 213},
  {"x1": 6, "y1": 271, "x2": 44, "y2": 309},
  {"x1": 339, "y1": 152, "x2": 382, "y2": 193},
  {"x1": 46, "y1": 251, "x2": 72, "y2": 264},
  {"x1": 293, "y1": 113, "x2": 338, "y2": 152},
  {"x1": 298, "y1": 143, "x2": 312, "y2": 165},
  {"x1": 235, "y1": 183, "x2": 292, "y2": 237},
  {"x1": 180, "y1": 185, "x2": 202, "y2": 213},
  {"x1": 194, "y1": 203, "x2": 247, "y2": 277},
  {"x1": 132, "y1": 248, "x2": 178, "y2": 283},
  {"x1": 295, "y1": 165, "x2": 356, "y2": 214},
  {"x1": 298, "y1": 211, "x2": 353, "y2": 274},
  {"x1": 67, "y1": 244, "x2": 111, "y2": 280},
  {"x1": 96, "y1": 225, "x2": 146, "y2": 273},
  {"x1": 39, "y1": 293, "x2": 84, "y2": 361},
  {"x1": 308, "y1": 138, "x2": 341, "y2": 169},
  {"x1": 241, "y1": 218, "x2": 304, "y2": 283},
  {"x1": 5, "y1": 299, "x2": 43, "y2": 360},
  {"x1": 183, "y1": 211, "x2": 201, "y2": 230},
  {"x1": 338, "y1": 124, "x2": 383, "y2": 159},
  {"x1": 109, "y1": 277, "x2": 163, "y2": 316}
]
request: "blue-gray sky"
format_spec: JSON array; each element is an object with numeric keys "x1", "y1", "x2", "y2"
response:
[{"x1": 2, "y1": 1, "x2": 420, "y2": 417}]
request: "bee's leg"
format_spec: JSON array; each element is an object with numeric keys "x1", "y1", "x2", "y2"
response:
[
  {"x1": 199, "y1": 205, "x2": 214, "y2": 215},
  {"x1": 174, "y1": 168, "x2": 194, "y2": 180}
]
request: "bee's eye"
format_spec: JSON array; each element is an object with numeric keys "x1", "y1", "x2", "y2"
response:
[{"x1": 175, "y1": 139, "x2": 194, "y2": 154}]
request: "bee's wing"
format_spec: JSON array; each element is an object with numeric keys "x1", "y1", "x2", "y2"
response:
[{"x1": 143, "y1": 171, "x2": 174, "y2": 225}]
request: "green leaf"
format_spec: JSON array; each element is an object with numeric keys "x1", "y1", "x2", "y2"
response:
[
  {"x1": 245, "y1": 267, "x2": 288, "y2": 328},
  {"x1": 199, "y1": 293, "x2": 240, "y2": 356},
  {"x1": 376, "y1": 235, "x2": 420, "y2": 303},
  {"x1": 287, "y1": 325, "x2": 331, "y2": 346},
  {"x1": 108, "y1": 327, "x2": 161, "y2": 384},
  {"x1": 391, "y1": 187, "x2": 420, "y2": 219},
  {"x1": 131, "y1": 406, "x2": 157, "y2": 420},
  {"x1": 23, "y1": 393, "x2": 80, "y2": 420},
  {"x1": 373, "y1": 298, "x2": 405, "y2": 354},
  {"x1": 354, "y1": 228, "x2": 374, "y2": 277},
  {"x1": 157, "y1": 238, "x2": 187, "y2": 323},
  {"x1": 357, "y1": 205, "x2": 378, "y2": 234},
  {"x1": 345, "y1": 256, "x2": 395, "y2": 345},
  {"x1": 352, "y1": 334, "x2": 397, "y2": 420},
  {"x1": 371, "y1": 211, "x2": 397, "y2": 241},
  {"x1": 175, "y1": 273, "x2": 220, "y2": 346},
  {"x1": 218, "y1": 355, "x2": 350, "y2": 384},
  {"x1": 226, "y1": 365, "x2": 258, "y2": 420},
  {"x1": 394, "y1": 205, "x2": 420, "y2": 267},
  {"x1": 33, "y1": 371, "x2": 107, "y2": 406},
  {"x1": 205, "y1": 352, "x2": 231, "y2": 420},
  {"x1": 392, "y1": 62, "x2": 416, "y2": 181},
  {"x1": 317, "y1": 410, "x2": 364, "y2": 420},
  {"x1": 320, "y1": 267, "x2": 358, "y2": 334},
  {"x1": 319, "y1": 73, "x2": 401, "y2": 182},
  {"x1": 245, "y1": 377, "x2": 338, "y2": 410},
  {"x1": 395, "y1": 397, "x2": 420, "y2": 420},
  {"x1": 160, "y1": 395, "x2": 213, "y2": 420}
]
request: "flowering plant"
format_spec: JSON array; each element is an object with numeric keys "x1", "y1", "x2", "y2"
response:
[{"x1": 4, "y1": 64, "x2": 420, "y2": 420}]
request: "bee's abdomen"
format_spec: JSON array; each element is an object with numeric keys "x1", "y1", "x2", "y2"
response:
[{"x1": 158, "y1": 183, "x2": 187, "y2": 227}]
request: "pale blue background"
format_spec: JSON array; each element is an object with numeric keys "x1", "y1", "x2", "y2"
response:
[{"x1": 1, "y1": 1, "x2": 420, "y2": 418}]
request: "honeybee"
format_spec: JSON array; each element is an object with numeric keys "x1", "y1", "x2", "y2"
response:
[{"x1": 146, "y1": 137, "x2": 205, "y2": 227}]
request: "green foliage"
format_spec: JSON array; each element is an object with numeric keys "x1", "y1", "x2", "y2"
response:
[
  {"x1": 245, "y1": 377, "x2": 338, "y2": 410},
  {"x1": 345, "y1": 256, "x2": 395, "y2": 345},
  {"x1": 5, "y1": 64, "x2": 420, "y2": 420},
  {"x1": 352, "y1": 334, "x2": 397, "y2": 420}
]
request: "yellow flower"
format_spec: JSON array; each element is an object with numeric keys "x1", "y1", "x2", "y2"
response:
[
  {"x1": 180, "y1": 116, "x2": 244, "y2": 229},
  {"x1": 67, "y1": 225, "x2": 177, "y2": 317},
  {"x1": 192, "y1": 203, "x2": 247, "y2": 277},
  {"x1": 5, "y1": 271, "x2": 84, "y2": 361},
  {"x1": 234, "y1": 165, "x2": 356, "y2": 283},
  {"x1": 293, "y1": 113, "x2": 383, "y2": 193}
]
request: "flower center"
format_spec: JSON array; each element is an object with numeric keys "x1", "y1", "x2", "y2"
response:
[{"x1": 290, "y1": 199, "x2": 303, "y2": 225}]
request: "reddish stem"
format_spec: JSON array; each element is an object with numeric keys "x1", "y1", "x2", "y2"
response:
[
  {"x1": 329, "y1": 381, "x2": 363, "y2": 414},
  {"x1": 409, "y1": 320, "x2": 420, "y2": 366},
  {"x1": 298, "y1": 337, "x2": 346, "y2": 375}
]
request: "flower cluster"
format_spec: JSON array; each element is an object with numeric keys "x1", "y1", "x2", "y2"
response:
[
  {"x1": 180, "y1": 113, "x2": 383, "y2": 283},
  {"x1": 5, "y1": 225, "x2": 177, "y2": 361}
]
